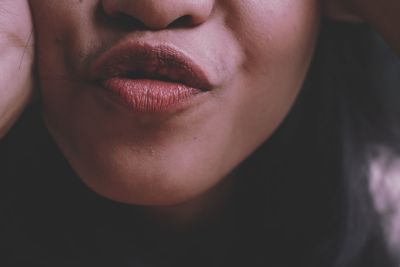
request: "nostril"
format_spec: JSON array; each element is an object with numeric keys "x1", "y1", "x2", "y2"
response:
[
  {"x1": 112, "y1": 13, "x2": 196, "y2": 31},
  {"x1": 168, "y1": 15, "x2": 195, "y2": 28},
  {"x1": 100, "y1": 0, "x2": 214, "y2": 31},
  {"x1": 98, "y1": 4, "x2": 148, "y2": 31},
  {"x1": 112, "y1": 12, "x2": 148, "y2": 30}
]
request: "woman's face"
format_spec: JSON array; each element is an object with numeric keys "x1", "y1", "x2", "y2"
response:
[{"x1": 31, "y1": 0, "x2": 320, "y2": 205}]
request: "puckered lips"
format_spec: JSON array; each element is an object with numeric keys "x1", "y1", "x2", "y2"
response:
[{"x1": 90, "y1": 41, "x2": 212, "y2": 113}]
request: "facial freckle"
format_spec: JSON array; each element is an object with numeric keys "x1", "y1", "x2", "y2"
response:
[{"x1": 55, "y1": 38, "x2": 63, "y2": 45}]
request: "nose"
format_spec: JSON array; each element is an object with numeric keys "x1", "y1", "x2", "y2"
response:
[{"x1": 101, "y1": 0, "x2": 214, "y2": 30}]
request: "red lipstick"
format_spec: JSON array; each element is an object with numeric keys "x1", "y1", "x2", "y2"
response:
[{"x1": 91, "y1": 42, "x2": 212, "y2": 113}]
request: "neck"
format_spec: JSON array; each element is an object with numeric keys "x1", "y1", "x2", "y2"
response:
[{"x1": 141, "y1": 171, "x2": 238, "y2": 232}]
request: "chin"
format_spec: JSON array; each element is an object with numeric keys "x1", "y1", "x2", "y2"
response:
[
  {"x1": 78, "y1": 168, "x2": 219, "y2": 206},
  {"x1": 59, "y1": 146, "x2": 224, "y2": 206}
]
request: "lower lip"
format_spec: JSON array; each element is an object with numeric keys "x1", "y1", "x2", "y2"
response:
[{"x1": 101, "y1": 78, "x2": 204, "y2": 113}]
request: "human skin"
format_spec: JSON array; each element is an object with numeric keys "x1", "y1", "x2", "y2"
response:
[
  {"x1": 29, "y1": 0, "x2": 321, "y2": 206},
  {"x1": 0, "y1": 0, "x2": 33, "y2": 138},
  {"x1": 1, "y1": 0, "x2": 395, "y2": 142}
]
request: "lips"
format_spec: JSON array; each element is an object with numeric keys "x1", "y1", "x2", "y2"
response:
[{"x1": 90, "y1": 42, "x2": 212, "y2": 113}]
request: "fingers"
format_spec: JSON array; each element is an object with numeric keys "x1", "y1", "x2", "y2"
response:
[{"x1": 0, "y1": 0, "x2": 34, "y2": 139}]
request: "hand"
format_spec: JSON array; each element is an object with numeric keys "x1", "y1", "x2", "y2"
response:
[
  {"x1": 324, "y1": 0, "x2": 400, "y2": 54},
  {"x1": 0, "y1": 0, "x2": 34, "y2": 139}
]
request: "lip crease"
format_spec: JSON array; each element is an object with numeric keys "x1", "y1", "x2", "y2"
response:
[{"x1": 90, "y1": 41, "x2": 213, "y2": 113}]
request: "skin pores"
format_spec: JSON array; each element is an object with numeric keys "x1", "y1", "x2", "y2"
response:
[{"x1": 30, "y1": 1, "x2": 320, "y2": 206}]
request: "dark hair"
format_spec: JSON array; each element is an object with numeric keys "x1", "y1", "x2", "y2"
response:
[
  {"x1": 1, "y1": 19, "x2": 400, "y2": 267},
  {"x1": 234, "y1": 19, "x2": 400, "y2": 266},
  {"x1": 309, "y1": 19, "x2": 400, "y2": 267}
]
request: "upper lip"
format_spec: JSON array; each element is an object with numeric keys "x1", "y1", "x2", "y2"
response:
[{"x1": 90, "y1": 41, "x2": 212, "y2": 91}]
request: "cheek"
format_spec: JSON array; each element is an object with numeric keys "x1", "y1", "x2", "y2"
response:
[
  {"x1": 239, "y1": 1, "x2": 320, "y2": 74},
  {"x1": 32, "y1": 1, "x2": 94, "y2": 61},
  {"x1": 31, "y1": 1, "x2": 99, "y2": 122},
  {"x1": 226, "y1": 0, "x2": 320, "y2": 152}
]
